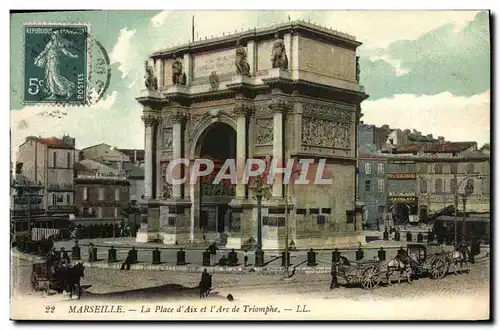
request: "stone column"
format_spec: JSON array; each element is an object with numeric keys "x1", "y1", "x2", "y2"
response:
[
  {"x1": 269, "y1": 100, "x2": 288, "y2": 198},
  {"x1": 170, "y1": 111, "x2": 186, "y2": 199},
  {"x1": 142, "y1": 114, "x2": 158, "y2": 199},
  {"x1": 233, "y1": 104, "x2": 253, "y2": 199}
]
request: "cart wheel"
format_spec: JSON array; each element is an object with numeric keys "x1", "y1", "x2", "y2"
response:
[
  {"x1": 362, "y1": 265, "x2": 380, "y2": 290},
  {"x1": 31, "y1": 273, "x2": 39, "y2": 291},
  {"x1": 430, "y1": 257, "x2": 448, "y2": 279}
]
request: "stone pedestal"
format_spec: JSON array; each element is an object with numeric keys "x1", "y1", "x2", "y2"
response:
[
  {"x1": 136, "y1": 202, "x2": 160, "y2": 243},
  {"x1": 159, "y1": 199, "x2": 192, "y2": 245},
  {"x1": 267, "y1": 67, "x2": 291, "y2": 80},
  {"x1": 229, "y1": 198, "x2": 255, "y2": 249}
]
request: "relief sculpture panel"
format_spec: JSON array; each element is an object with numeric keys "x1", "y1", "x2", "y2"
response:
[
  {"x1": 162, "y1": 128, "x2": 173, "y2": 150},
  {"x1": 255, "y1": 119, "x2": 273, "y2": 145},
  {"x1": 301, "y1": 117, "x2": 351, "y2": 150}
]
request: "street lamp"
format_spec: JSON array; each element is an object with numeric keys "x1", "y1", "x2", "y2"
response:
[
  {"x1": 453, "y1": 174, "x2": 481, "y2": 245},
  {"x1": 249, "y1": 159, "x2": 272, "y2": 250}
]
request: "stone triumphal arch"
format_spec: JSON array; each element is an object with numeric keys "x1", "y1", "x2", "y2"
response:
[{"x1": 136, "y1": 21, "x2": 368, "y2": 249}]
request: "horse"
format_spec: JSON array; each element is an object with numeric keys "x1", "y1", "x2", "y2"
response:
[
  {"x1": 55, "y1": 262, "x2": 85, "y2": 299},
  {"x1": 383, "y1": 250, "x2": 414, "y2": 285},
  {"x1": 449, "y1": 246, "x2": 471, "y2": 275}
]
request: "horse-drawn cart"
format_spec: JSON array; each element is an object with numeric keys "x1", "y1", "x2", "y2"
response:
[
  {"x1": 31, "y1": 262, "x2": 52, "y2": 292},
  {"x1": 406, "y1": 244, "x2": 455, "y2": 279},
  {"x1": 337, "y1": 259, "x2": 382, "y2": 290},
  {"x1": 31, "y1": 260, "x2": 86, "y2": 298}
]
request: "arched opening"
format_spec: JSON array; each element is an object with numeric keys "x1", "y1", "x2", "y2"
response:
[{"x1": 196, "y1": 122, "x2": 236, "y2": 236}]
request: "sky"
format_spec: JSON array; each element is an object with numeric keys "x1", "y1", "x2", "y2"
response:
[{"x1": 9, "y1": 10, "x2": 491, "y2": 160}]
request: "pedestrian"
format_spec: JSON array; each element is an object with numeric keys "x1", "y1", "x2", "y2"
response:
[
  {"x1": 88, "y1": 243, "x2": 95, "y2": 262},
  {"x1": 121, "y1": 249, "x2": 134, "y2": 270},
  {"x1": 376, "y1": 219, "x2": 380, "y2": 231},
  {"x1": 330, "y1": 262, "x2": 339, "y2": 289},
  {"x1": 243, "y1": 249, "x2": 248, "y2": 267},
  {"x1": 60, "y1": 247, "x2": 70, "y2": 266},
  {"x1": 209, "y1": 242, "x2": 218, "y2": 266}
]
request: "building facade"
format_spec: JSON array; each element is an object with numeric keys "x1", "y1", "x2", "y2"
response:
[
  {"x1": 417, "y1": 151, "x2": 490, "y2": 218},
  {"x1": 386, "y1": 158, "x2": 419, "y2": 224},
  {"x1": 16, "y1": 135, "x2": 76, "y2": 215},
  {"x1": 357, "y1": 153, "x2": 387, "y2": 228},
  {"x1": 74, "y1": 163, "x2": 130, "y2": 225},
  {"x1": 137, "y1": 21, "x2": 368, "y2": 249}
]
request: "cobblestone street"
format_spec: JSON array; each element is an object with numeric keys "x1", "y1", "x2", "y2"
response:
[{"x1": 11, "y1": 251, "x2": 490, "y2": 320}]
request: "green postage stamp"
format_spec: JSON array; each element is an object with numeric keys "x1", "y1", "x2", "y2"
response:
[{"x1": 23, "y1": 23, "x2": 89, "y2": 105}]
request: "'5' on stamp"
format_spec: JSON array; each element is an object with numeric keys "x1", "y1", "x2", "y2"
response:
[{"x1": 23, "y1": 24, "x2": 88, "y2": 105}]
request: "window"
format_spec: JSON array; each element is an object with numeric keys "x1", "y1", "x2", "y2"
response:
[
  {"x1": 83, "y1": 187, "x2": 88, "y2": 201},
  {"x1": 309, "y1": 208, "x2": 320, "y2": 215},
  {"x1": 427, "y1": 164, "x2": 433, "y2": 174},
  {"x1": 434, "y1": 163, "x2": 443, "y2": 174},
  {"x1": 88, "y1": 207, "x2": 93, "y2": 216},
  {"x1": 52, "y1": 194, "x2": 56, "y2": 205},
  {"x1": 53, "y1": 151, "x2": 56, "y2": 168},
  {"x1": 435, "y1": 179, "x2": 443, "y2": 194},
  {"x1": 321, "y1": 208, "x2": 332, "y2": 214},
  {"x1": 98, "y1": 187, "x2": 104, "y2": 200},
  {"x1": 317, "y1": 215, "x2": 325, "y2": 225},
  {"x1": 450, "y1": 163, "x2": 458, "y2": 174},
  {"x1": 365, "y1": 180, "x2": 371, "y2": 192},
  {"x1": 377, "y1": 179, "x2": 384, "y2": 192},
  {"x1": 420, "y1": 178, "x2": 427, "y2": 193},
  {"x1": 56, "y1": 194, "x2": 63, "y2": 203},
  {"x1": 378, "y1": 163, "x2": 385, "y2": 174},
  {"x1": 378, "y1": 205, "x2": 385, "y2": 213},
  {"x1": 296, "y1": 208, "x2": 307, "y2": 215},
  {"x1": 450, "y1": 178, "x2": 457, "y2": 193},
  {"x1": 67, "y1": 152, "x2": 71, "y2": 168},
  {"x1": 115, "y1": 188, "x2": 120, "y2": 201},
  {"x1": 364, "y1": 163, "x2": 372, "y2": 175},
  {"x1": 346, "y1": 211, "x2": 354, "y2": 224},
  {"x1": 466, "y1": 163, "x2": 475, "y2": 174},
  {"x1": 66, "y1": 194, "x2": 70, "y2": 204}
]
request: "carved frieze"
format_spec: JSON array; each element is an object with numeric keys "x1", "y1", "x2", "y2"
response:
[
  {"x1": 187, "y1": 111, "x2": 212, "y2": 144},
  {"x1": 301, "y1": 117, "x2": 351, "y2": 150},
  {"x1": 302, "y1": 103, "x2": 353, "y2": 123},
  {"x1": 254, "y1": 104, "x2": 273, "y2": 118},
  {"x1": 255, "y1": 119, "x2": 273, "y2": 145},
  {"x1": 162, "y1": 128, "x2": 173, "y2": 150}
]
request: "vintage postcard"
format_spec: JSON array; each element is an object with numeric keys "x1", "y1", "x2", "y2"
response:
[{"x1": 9, "y1": 10, "x2": 491, "y2": 321}]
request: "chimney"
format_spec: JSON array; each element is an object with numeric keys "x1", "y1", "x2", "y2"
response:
[
  {"x1": 134, "y1": 149, "x2": 137, "y2": 163},
  {"x1": 438, "y1": 136, "x2": 445, "y2": 144},
  {"x1": 426, "y1": 134, "x2": 433, "y2": 140},
  {"x1": 381, "y1": 124, "x2": 389, "y2": 130}
]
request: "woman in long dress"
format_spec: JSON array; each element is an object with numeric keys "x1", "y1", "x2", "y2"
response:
[{"x1": 34, "y1": 30, "x2": 79, "y2": 100}]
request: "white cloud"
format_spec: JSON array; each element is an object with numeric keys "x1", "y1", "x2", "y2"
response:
[
  {"x1": 361, "y1": 90, "x2": 490, "y2": 146},
  {"x1": 368, "y1": 55, "x2": 411, "y2": 76},
  {"x1": 10, "y1": 91, "x2": 144, "y2": 163},
  {"x1": 150, "y1": 11, "x2": 172, "y2": 27},
  {"x1": 110, "y1": 28, "x2": 137, "y2": 78}
]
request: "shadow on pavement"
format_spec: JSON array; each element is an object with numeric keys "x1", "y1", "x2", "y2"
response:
[{"x1": 80, "y1": 283, "x2": 230, "y2": 302}]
